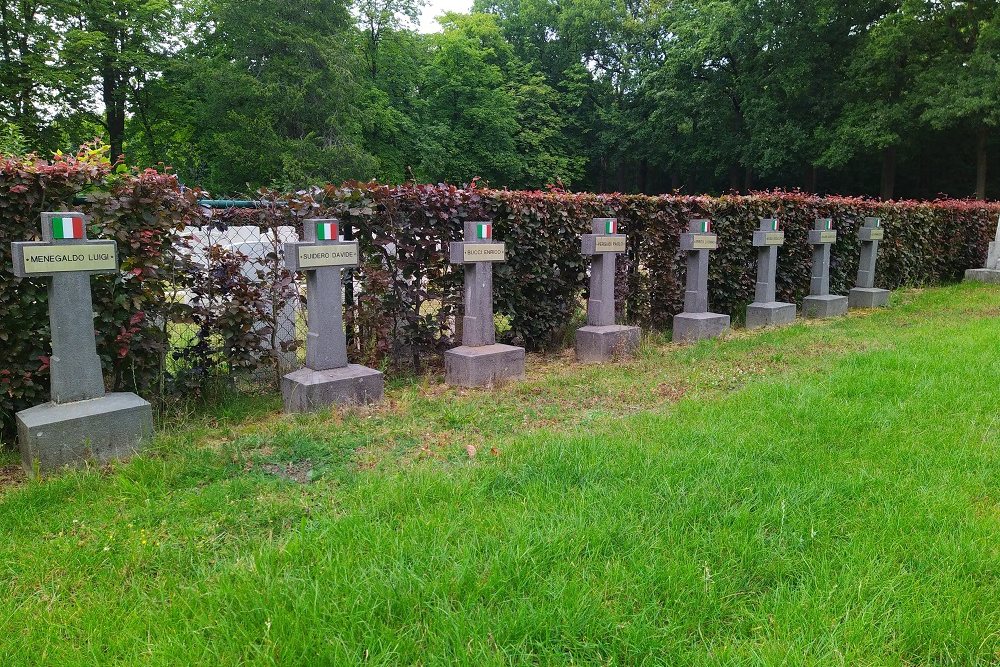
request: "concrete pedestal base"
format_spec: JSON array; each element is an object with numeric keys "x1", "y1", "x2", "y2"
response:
[
  {"x1": 746, "y1": 302, "x2": 796, "y2": 329},
  {"x1": 16, "y1": 393, "x2": 153, "y2": 475},
  {"x1": 282, "y1": 364, "x2": 384, "y2": 413},
  {"x1": 672, "y1": 312, "x2": 730, "y2": 343},
  {"x1": 965, "y1": 268, "x2": 1000, "y2": 285},
  {"x1": 445, "y1": 344, "x2": 525, "y2": 388},
  {"x1": 803, "y1": 294, "x2": 849, "y2": 319},
  {"x1": 575, "y1": 325, "x2": 641, "y2": 363},
  {"x1": 849, "y1": 287, "x2": 890, "y2": 309}
]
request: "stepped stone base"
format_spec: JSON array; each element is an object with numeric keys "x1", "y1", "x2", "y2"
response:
[
  {"x1": 965, "y1": 268, "x2": 1000, "y2": 285},
  {"x1": 16, "y1": 393, "x2": 153, "y2": 475},
  {"x1": 803, "y1": 294, "x2": 849, "y2": 319},
  {"x1": 746, "y1": 301, "x2": 796, "y2": 329},
  {"x1": 445, "y1": 344, "x2": 526, "y2": 388},
  {"x1": 282, "y1": 364, "x2": 384, "y2": 413},
  {"x1": 672, "y1": 312, "x2": 730, "y2": 344},
  {"x1": 576, "y1": 325, "x2": 641, "y2": 364},
  {"x1": 849, "y1": 287, "x2": 890, "y2": 309}
]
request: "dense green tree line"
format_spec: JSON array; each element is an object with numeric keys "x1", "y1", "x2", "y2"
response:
[{"x1": 1, "y1": 0, "x2": 998, "y2": 198}]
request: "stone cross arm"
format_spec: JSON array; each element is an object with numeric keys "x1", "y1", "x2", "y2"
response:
[
  {"x1": 11, "y1": 212, "x2": 118, "y2": 279},
  {"x1": 450, "y1": 221, "x2": 506, "y2": 264},
  {"x1": 808, "y1": 218, "x2": 838, "y2": 245},
  {"x1": 858, "y1": 217, "x2": 884, "y2": 243}
]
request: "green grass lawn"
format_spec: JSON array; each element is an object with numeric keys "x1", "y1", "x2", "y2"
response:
[{"x1": 3, "y1": 283, "x2": 1000, "y2": 665}]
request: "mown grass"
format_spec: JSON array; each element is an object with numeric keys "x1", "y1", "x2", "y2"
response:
[{"x1": 2, "y1": 283, "x2": 1000, "y2": 665}]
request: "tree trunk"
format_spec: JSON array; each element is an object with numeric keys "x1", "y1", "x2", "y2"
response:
[
  {"x1": 103, "y1": 66, "x2": 126, "y2": 162},
  {"x1": 976, "y1": 125, "x2": 988, "y2": 200},
  {"x1": 743, "y1": 165, "x2": 753, "y2": 193},
  {"x1": 804, "y1": 164, "x2": 818, "y2": 193},
  {"x1": 728, "y1": 165, "x2": 741, "y2": 192},
  {"x1": 880, "y1": 146, "x2": 897, "y2": 200}
]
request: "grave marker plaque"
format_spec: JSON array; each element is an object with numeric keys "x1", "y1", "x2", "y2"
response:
[
  {"x1": 672, "y1": 219, "x2": 731, "y2": 343},
  {"x1": 849, "y1": 217, "x2": 891, "y2": 309},
  {"x1": 445, "y1": 221, "x2": 525, "y2": 387},
  {"x1": 280, "y1": 219, "x2": 383, "y2": 412},
  {"x1": 965, "y1": 215, "x2": 1000, "y2": 284},
  {"x1": 576, "y1": 218, "x2": 640, "y2": 363},
  {"x1": 802, "y1": 218, "x2": 849, "y2": 318},
  {"x1": 746, "y1": 218, "x2": 796, "y2": 329},
  {"x1": 11, "y1": 212, "x2": 153, "y2": 474}
]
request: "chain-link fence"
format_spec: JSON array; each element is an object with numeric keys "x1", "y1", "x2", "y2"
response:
[{"x1": 169, "y1": 222, "x2": 309, "y2": 392}]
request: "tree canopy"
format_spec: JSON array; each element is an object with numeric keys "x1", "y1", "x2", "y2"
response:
[{"x1": 2, "y1": 0, "x2": 998, "y2": 199}]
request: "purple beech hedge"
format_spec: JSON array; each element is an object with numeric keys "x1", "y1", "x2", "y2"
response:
[{"x1": 3, "y1": 156, "x2": 999, "y2": 433}]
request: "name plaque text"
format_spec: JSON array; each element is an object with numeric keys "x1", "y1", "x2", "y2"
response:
[
  {"x1": 297, "y1": 244, "x2": 359, "y2": 269},
  {"x1": 690, "y1": 235, "x2": 718, "y2": 251},
  {"x1": 594, "y1": 236, "x2": 627, "y2": 253},
  {"x1": 463, "y1": 243, "x2": 506, "y2": 263},
  {"x1": 763, "y1": 232, "x2": 785, "y2": 246},
  {"x1": 866, "y1": 229, "x2": 885, "y2": 241},
  {"x1": 819, "y1": 231, "x2": 838, "y2": 244},
  {"x1": 20, "y1": 244, "x2": 118, "y2": 274}
]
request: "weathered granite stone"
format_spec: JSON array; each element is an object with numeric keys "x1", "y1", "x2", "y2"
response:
[
  {"x1": 849, "y1": 217, "x2": 890, "y2": 309},
  {"x1": 16, "y1": 393, "x2": 154, "y2": 473},
  {"x1": 444, "y1": 343, "x2": 526, "y2": 387},
  {"x1": 848, "y1": 287, "x2": 891, "y2": 308},
  {"x1": 803, "y1": 218, "x2": 848, "y2": 319},
  {"x1": 672, "y1": 219, "x2": 730, "y2": 343},
  {"x1": 281, "y1": 365, "x2": 384, "y2": 412},
  {"x1": 281, "y1": 219, "x2": 383, "y2": 412},
  {"x1": 446, "y1": 221, "x2": 525, "y2": 386},
  {"x1": 746, "y1": 218, "x2": 796, "y2": 329},
  {"x1": 577, "y1": 218, "x2": 640, "y2": 362},
  {"x1": 803, "y1": 294, "x2": 849, "y2": 318},
  {"x1": 965, "y1": 215, "x2": 1000, "y2": 284},
  {"x1": 673, "y1": 312, "x2": 732, "y2": 343},
  {"x1": 576, "y1": 325, "x2": 641, "y2": 364},
  {"x1": 965, "y1": 268, "x2": 1000, "y2": 284},
  {"x1": 11, "y1": 212, "x2": 153, "y2": 475}
]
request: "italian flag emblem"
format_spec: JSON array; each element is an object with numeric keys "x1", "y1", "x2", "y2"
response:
[
  {"x1": 823, "y1": 219, "x2": 832, "y2": 230},
  {"x1": 605, "y1": 219, "x2": 619, "y2": 234},
  {"x1": 770, "y1": 220, "x2": 780, "y2": 231},
  {"x1": 873, "y1": 218, "x2": 881, "y2": 228},
  {"x1": 316, "y1": 221, "x2": 339, "y2": 241},
  {"x1": 699, "y1": 220, "x2": 711, "y2": 233},
  {"x1": 477, "y1": 223, "x2": 493, "y2": 240},
  {"x1": 52, "y1": 216, "x2": 84, "y2": 240}
]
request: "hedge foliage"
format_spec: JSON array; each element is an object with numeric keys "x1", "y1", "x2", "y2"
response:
[
  {"x1": 248, "y1": 183, "x2": 999, "y2": 367},
  {"x1": 3, "y1": 159, "x2": 999, "y2": 435}
]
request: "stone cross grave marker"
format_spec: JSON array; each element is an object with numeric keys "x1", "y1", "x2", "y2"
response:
[
  {"x1": 445, "y1": 221, "x2": 525, "y2": 387},
  {"x1": 746, "y1": 217, "x2": 796, "y2": 329},
  {"x1": 849, "y1": 217, "x2": 891, "y2": 309},
  {"x1": 11, "y1": 212, "x2": 153, "y2": 474},
  {"x1": 965, "y1": 215, "x2": 1000, "y2": 284},
  {"x1": 576, "y1": 218, "x2": 640, "y2": 363},
  {"x1": 280, "y1": 219, "x2": 383, "y2": 412},
  {"x1": 672, "y1": 218, "x2": 731, "y2": 343},
  {"x1": 802, "y1": 218, "x2": 848, "y2": 318}
]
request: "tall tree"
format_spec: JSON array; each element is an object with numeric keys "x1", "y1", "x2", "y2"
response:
[{"x1": 917, "y1": 1, "x2": 1000, "y2": 199}]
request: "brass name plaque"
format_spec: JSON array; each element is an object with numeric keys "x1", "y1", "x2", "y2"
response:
[
  {"x1": 819, "y1": 231, "x2": 838, "y2": 244},
  {"x1": 298, "y1": 244, "x2": 359, "y2": 268},
  {"x1": 867, "y1": 229, "x2": 885, "y2": 241},
  {"x1": 20, "y1": 244, "x2": 118, "y2": 274},
  {"x1": 763, "y1": 232, "x2": 785, "y2": 246},
  {"x1": 594, "y1": 236, "x2": 626, "y2": 253},
  {"x1": 691, "y1": 234, "x2": 718, "y2": 250},
  {"x1": 463, "y1": 243, "x2": 506, "y2": 263}
]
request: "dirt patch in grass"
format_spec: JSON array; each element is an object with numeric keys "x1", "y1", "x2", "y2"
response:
[
  {"x1": 0, "y1": 464, "x2": 26, "y2": 489},
  {"x1": 260, "y1": 460, "x2": 315, "y2": 484}
]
